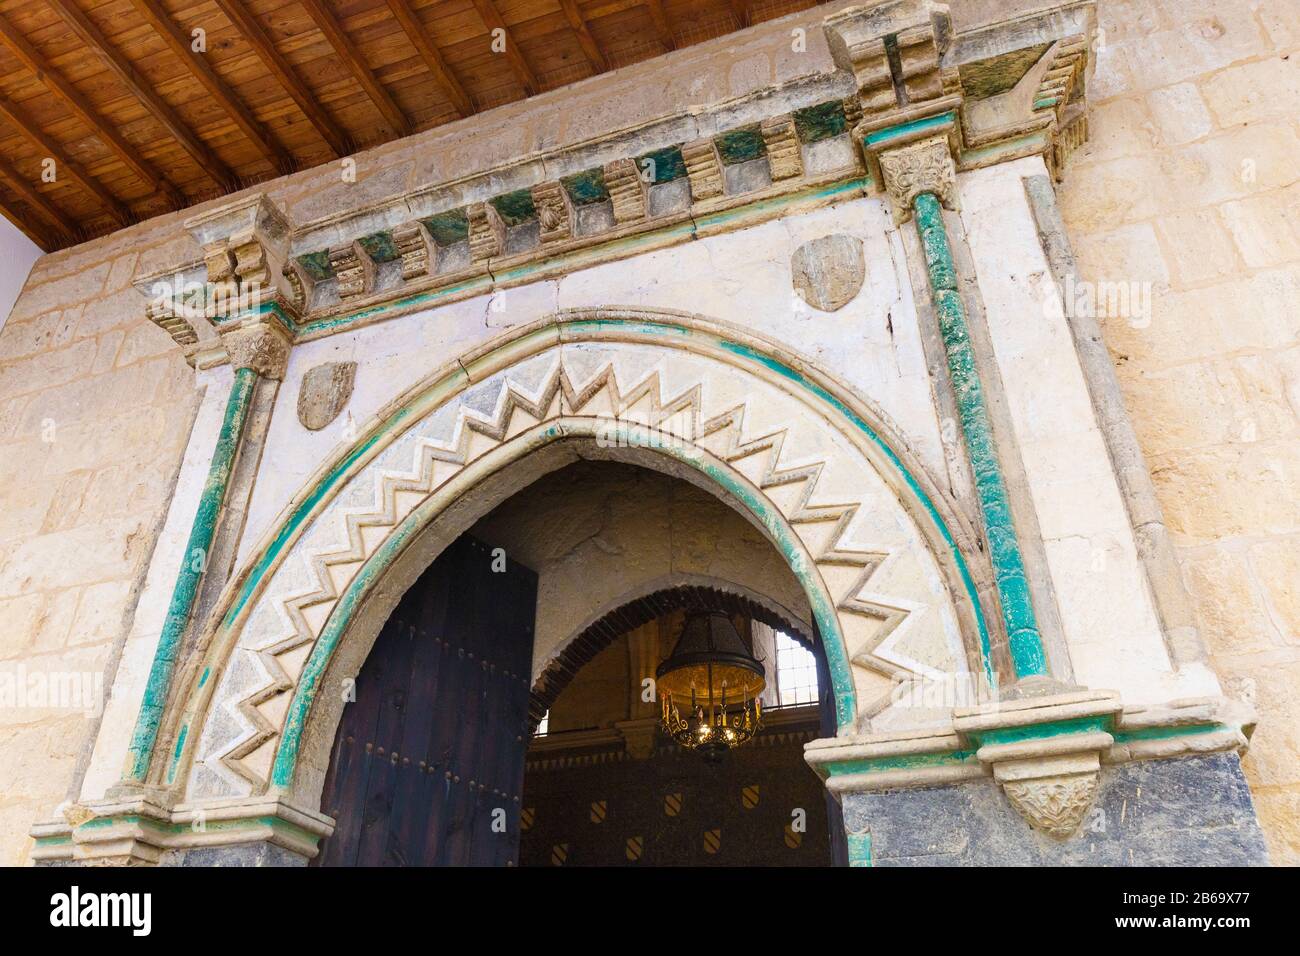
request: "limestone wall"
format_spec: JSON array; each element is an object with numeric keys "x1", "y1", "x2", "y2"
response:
[
  {"x1": 0, "y1": 232, "x2": 200, "y2": 865},
  {"x1": 1059, "y1": 0, "x2": 1300, "y2": 862}
]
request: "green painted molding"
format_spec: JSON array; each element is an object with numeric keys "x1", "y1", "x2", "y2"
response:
[
  {"x1": 847, "y1": 832, "x2": 872, "y2": 866},
  {"x1": 123, "y1": 365, "x2": 258, "y2": 783},
  {"x1": 912, "y1": 191, "x2": 1048, "y2": 680}
]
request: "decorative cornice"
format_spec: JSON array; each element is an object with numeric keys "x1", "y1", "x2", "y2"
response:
[
  {"x1": 133, "y1": 4, "x2": 1098, "y2": 358},
  {"x1": 29, "y1": 794, "x2": 333, "y2": 866}
]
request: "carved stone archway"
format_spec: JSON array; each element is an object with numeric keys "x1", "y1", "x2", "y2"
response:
[{"x1": 158, "y1": 309, "x2": 991, "y2": 813}]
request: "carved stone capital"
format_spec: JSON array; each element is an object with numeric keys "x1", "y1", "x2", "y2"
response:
[
  {"x1": 876, "y1": 135, "x2": 959, "y2": 224},
  {"x1": 222, "y1": 321, "x2": 291, "y2": 380}
]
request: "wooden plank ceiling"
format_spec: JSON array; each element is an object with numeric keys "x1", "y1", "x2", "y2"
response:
[{"x1": 0, "y1": 0, "x2": 821, "y2": 251}]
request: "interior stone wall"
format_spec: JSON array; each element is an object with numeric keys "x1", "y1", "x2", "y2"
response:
[{"x1": 1058, "y1": 0, "x2": 1300, "y2": 863}]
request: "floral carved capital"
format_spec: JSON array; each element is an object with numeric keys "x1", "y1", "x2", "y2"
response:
[
  {"x1": 223, "y1": 323, "x2": 291, "y2": 381},
  {"x1": 876, "y1": 135, "x2": 958, "y2": 225}
]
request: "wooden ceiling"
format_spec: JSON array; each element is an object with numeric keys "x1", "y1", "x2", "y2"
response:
[{"x1": 0, "y1": 0, "x2": 823, "y2": 252}]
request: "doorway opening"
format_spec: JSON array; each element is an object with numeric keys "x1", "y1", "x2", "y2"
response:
[{"x1": 311, "y1": 459, "x2": 846, "y2": 865}]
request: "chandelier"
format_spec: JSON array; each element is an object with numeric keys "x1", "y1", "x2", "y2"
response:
[{"x1": 657, "y1": 611, "x2": 766, "y2": 761}]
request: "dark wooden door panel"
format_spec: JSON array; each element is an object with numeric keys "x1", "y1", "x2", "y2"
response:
[{"x1": 314, "y1": 535, "x2": 537, "y2": 866}]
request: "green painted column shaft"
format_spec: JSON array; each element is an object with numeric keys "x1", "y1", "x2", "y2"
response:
[
  {"x1": 912, "y1": 191, "x2": 1048, "y2": 679},
  {"x1": 124, "y1": 365, "x2": 258, "y2": 782}
]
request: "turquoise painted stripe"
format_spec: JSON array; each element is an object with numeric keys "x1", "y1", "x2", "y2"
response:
[
  {"x1": 124, "y1": 365, "x2": 258, "y2": 782},
  {"x1": 864, "y1": 111, "x2": 954, "y2": 147},
  {"x1": 716, "y1": 338, "x2": 995, "y2": 687},
  {"x1": 970, "y1": 715, "x2": 1110, "y2": 747},
  {"x1": 912, "y1": 191, "x2": 1048, "y2": 680},
  {"x1": 824, "y1": 749, "x2": 977, "y2": 777},
  {"x1": 847, "y1": 832, "x2": 872, "y2": 867}
]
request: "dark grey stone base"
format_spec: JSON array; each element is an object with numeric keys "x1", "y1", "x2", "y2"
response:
[
  {"x1": 841, "y1": 753, "x2": 1269, "y2": 866},
  {"x1": 162, "y1": 843, "x2": 311, "y2": 867}
]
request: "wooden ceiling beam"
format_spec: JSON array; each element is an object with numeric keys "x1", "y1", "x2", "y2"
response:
[
  {"x1": 727, "y1": 0, "x2": 751, "y2": 29},
  {"x1": 0, "y1": 191, "x2": 58, "y2": 250},
  {"x1": 298, "y1": 0, "x2": 411, "y2": 139},
  {"x1": 0, "y1": 12, "x2": 185, "y2": 210},
  {"x1": 558, "y1": 0, "x2": 608, "y2": 73},
  {"x1": 471, "y1": 0, "x2": 538, "y2": 96},
  {"x1": 0, "y1": 154, "x2": 74, "y2": 244},
  {"x1": 645, "y1": 0, "x2": 677, "y2": 51},
  {"x1": 211, "y1": 0, "x2": 350, "y2": 157},
  {"x1": 46, "y1": 0, "x2": 236, "y2": 191},
  {"x1": 127, "y1": 0, "x2": 295, "y2": 174},
  {"x1": 0, "y1": 93, "x2": 132, "y2": 224},
  {"x1": 383, "y1": 0, "x2": 473, "y2": 119}
]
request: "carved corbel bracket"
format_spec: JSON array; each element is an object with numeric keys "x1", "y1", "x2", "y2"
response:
[
  {"x1": 681, "y1": 138, "x2": 724, "y2": 202},
  {"x1": 603, "y1": 158, "x2": 648, "y2": 224},
  {"x1": 953, "y1": 689, "x2": 1122, "y2": 839},
  {"x1": 761, "y1": 114, "x2": 803, "y2": 181},
  {"x1": 183, "y1": 193, "x2": 301, "y2": 328},
  {"x1": 824, "y1": 0, "x2": 961, "y2": 127},
  {"x1": 467, "y1": 201, "x2": 505, "y2": 263},
  {"x1": 531, "y1": 180, "x2": 574, "y2": 246},
  {"x1": 328, "y1": 240, "x2": 375, "y2": 300},
  {"x1": 392, "y1": 221, "x2": 434, "y2": 280}
]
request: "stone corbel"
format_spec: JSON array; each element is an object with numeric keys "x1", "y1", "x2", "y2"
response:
[
  {"x1": 681, "y1": 137, "x2": 724, "y2": 202},
  {"x1": 953, "y1": 690, "x2": 1122, "y2": 839},
  {"x1": 531, "y1": 180, "x2": 574, "y2": 246},
  {"x1": 328, "y1": 240, "x2": 376, "y2": 300},
  {"x1": 185, "y1": 193, "x2": 298, "y2": 324},
  {"x1": 392, "y1": 221, "x2": 433, "y2": 280},
  {"x1": 824, "y1": 0, "x2": 961, "y2": 126},
  {"x1": 761, "y1": 114, "x2": 803, "y2": 181},
  {"x1": 467, "y1": 201, "x2": 505, "y2": 263},
  {"x1": 603, "y1": 158, "x2": 648, "y2": 225}
]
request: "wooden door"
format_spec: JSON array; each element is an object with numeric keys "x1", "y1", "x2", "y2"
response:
[{"x1": 313, "y1": 536, "x2": 537, "y2": 866}]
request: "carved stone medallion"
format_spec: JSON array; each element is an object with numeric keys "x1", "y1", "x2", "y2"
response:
[
  {"x1": 297, "y1": 361, "x2": 357, "y2": 431},
  {"x1": 791, "y1": 234, "x2": 866, "y2": 312}
]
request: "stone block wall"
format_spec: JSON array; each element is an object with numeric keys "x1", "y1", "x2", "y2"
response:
[
  {"x1": 1058, "y1": 0, "x2": 1300, "y2": 863},
  {"x1": 0, "y1": 234, "x2": 200, "y2": 864}
]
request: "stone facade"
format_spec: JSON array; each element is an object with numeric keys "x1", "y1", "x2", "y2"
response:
[
  {"x1": 1056, "y1": 0, "x2": 1300, "y2": 864},
  {"x1": 0, "y1": 0, "x2": 1292, "y2": 866}
]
